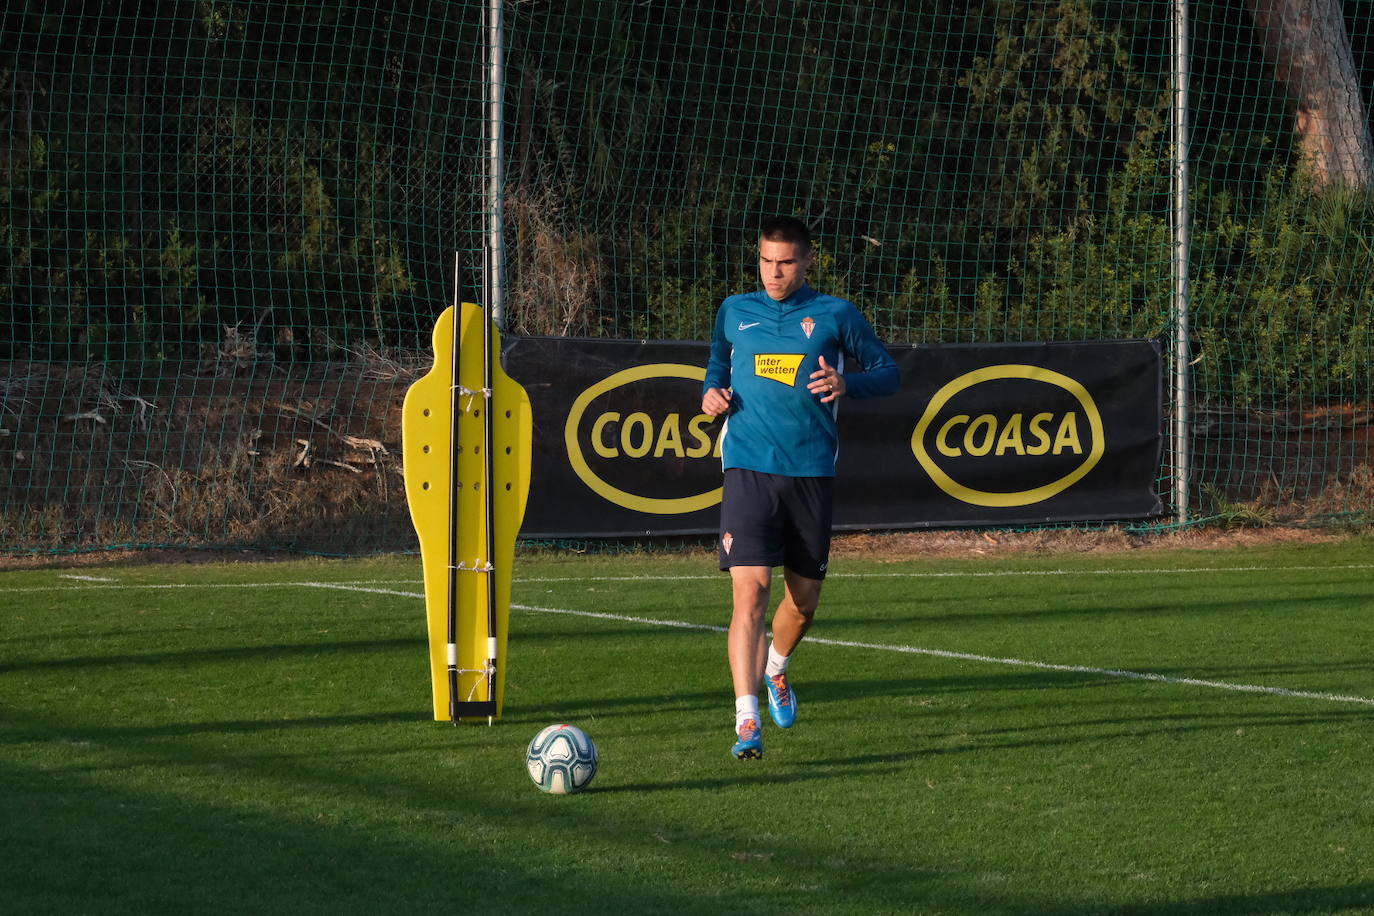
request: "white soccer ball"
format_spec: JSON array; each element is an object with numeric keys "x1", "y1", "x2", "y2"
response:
[{"x1": 526, "y1": 724, "x2": 598, "y2": 794}]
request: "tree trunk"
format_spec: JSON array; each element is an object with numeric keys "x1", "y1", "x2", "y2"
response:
[{"x1": 1246, "y1": 0, "x2": 1374, "y2": 188}]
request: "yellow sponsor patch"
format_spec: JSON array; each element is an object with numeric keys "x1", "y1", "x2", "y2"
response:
[{"x1": 754, "y1": 353, "x2": 805, "y2": 386}]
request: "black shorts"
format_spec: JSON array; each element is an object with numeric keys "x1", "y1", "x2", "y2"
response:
[{"x1": 718, "y1": 468, "x2": 834, "y2": 580}]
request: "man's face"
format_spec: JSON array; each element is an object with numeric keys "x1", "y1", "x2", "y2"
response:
[{"x1": 758, "y1": 238, "x2": 813, "y2": 301}]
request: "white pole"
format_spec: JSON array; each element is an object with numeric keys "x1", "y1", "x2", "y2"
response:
[
  {"x1": 487, "y1": 0, "x2": 506, "y2": 329},
  {"x1": 1171, "y1": 0, "x2": 1191, "y2": 523}
]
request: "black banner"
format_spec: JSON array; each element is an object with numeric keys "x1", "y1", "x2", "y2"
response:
[{"x1": 506, "y1": 337, "x2": 1163, "y2": 537}]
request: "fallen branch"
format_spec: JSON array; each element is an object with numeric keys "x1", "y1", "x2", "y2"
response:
[
  {"x1": 342, "y1": 434, "x2": 387, "y2": 454},
  {"x1": 279, "y1": 403, "x2": 338, "y2": 434},
  {"x1": 117, "y1": 394, "x2": 159, "y2": 431},
  {"x1": 64, "y1": 410, "x2": 108, "y2": 424},
  {"x1": 123, "y1": 459, "x2": 179, "y2": 509},
  {"x1": 318, "y1": 459, "x2": 363, "y2": 474}
]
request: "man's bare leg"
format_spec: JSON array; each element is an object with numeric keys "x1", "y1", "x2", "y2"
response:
[
  {"x1": 728, "y1": 565, "x2": 772, "y2": 699},
  {"x1": 770, "y1": 568, "x2": 822, "y2": 656},
  {"x1": 762, "y1": 568, "x2": 821, "y2": 728}
]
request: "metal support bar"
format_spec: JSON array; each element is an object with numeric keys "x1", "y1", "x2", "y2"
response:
[
  {"x1": 481, "y1": 240, "x2": 499, "y2": 720},
  {"x1": 445, "y1": 251, "x2": 463, "y2": 724}
]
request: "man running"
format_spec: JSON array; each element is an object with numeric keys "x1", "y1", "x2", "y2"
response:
[{"x1": 701, "y1": 216, "x2": 899, "y2": 759}]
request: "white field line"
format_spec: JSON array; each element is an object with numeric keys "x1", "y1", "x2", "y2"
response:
[
  {"x1": 296, "y1": 581, "x2": 428, "y2": 599},
  {"x1": 799, "y1": 634, "x2": 1374, "y2": 706},
  {"x1": 515, "y1": 601, "x2": 726, "y2": 633},
  {"x1": 7, "y1": 577, "x2": 1373, "y2": 707},
  {"x1": 299, "y1": 583, "x2": 1374, "y2": 708},
  {"x1": 6, "y1": 561, "x2": 1372, "y2": 594}
]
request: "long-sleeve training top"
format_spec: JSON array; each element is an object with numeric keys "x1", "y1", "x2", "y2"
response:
[{"x1": 703, "y1": 284, "x2": 899, "y2": 478}]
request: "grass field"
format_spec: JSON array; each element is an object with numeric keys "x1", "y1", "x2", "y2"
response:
[{"x1": 4, "y1": 537, "x2": 1374, "y2": 915}]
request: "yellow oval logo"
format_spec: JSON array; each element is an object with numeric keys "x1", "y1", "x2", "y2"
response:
[
  {"x1": 565, "y1": 364, "x2": 723, "y2": 515},
  {"x1": 910, "y1": 365, "x2": 1104, "y2": 507}
]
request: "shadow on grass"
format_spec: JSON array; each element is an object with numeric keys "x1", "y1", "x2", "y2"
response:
[
  {"x1": 599, "y1": 703, "x2": 1374, "y2": 794},
  {"x1": 0, "y1": 710, "x2": 428, "y2": 745},
  {"x1": 808, "y1": 665, "x2": 1374, "y2": 706},
  {"x1": 0, "y1": 612, "x2": 419, "y2": 647},
  {"x1": 1049, "y1": 884, "x2": 1374, "y2": 915},
  {"x1": 8, "y1": 748, "x2": 1370, "y2": 916},
  {"x1": 6, "y1": 692, "x2": 1372, "y2": 916},
  {"x1": 0, "y1": 711, "x2": 1014, "y2": 916},
  {"x1": 826, "y1": 580, "x2": 1374, "y2": 629},
  {"x1": 1, "y1": 756, "x2": 762, "y2": 915},
  {"x1": 0, "y1": 636, "x2": 419, "y2": 674}
]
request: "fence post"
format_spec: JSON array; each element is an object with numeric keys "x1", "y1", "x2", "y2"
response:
[
  {"x1": 1171, "y1": 0, "x2": 1192, "y2": 524},
  {"x1": 487, "y1": 0, "x2": 507, "y2": 328}
]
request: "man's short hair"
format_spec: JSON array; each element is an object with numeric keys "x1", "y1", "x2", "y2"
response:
[{"x1": 759, "y1": 216, "x2": 813, "y2": 254}]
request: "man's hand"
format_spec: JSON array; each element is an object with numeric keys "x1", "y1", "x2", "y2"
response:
[
  {"x1": 807, "y1": 355, "x2": 845, "y2": 403},
  {"x1": 702, "y1": 387, "x2": 733, "y2": 417}
]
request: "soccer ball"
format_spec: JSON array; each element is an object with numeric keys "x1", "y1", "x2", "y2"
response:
[{"x1": 526, "y1": 724, "x2": 598, "y2": 794}]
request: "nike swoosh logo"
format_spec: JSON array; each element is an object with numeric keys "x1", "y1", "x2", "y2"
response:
[{"x1": 738, "y1": 321, "x2": 761, "y2": 330}]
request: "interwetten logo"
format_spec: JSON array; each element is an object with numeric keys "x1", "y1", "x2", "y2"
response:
[
  {"x1": 755, "y1": 353, "x2": 805, "y2": 386},
  {"x1": 564, "y1": 364, "x2": 722, "y2": 515},
  {"x1": 910, "y1": 364, "x2": 1105, "y2": 507}
]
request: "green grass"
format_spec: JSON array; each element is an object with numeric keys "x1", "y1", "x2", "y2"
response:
[{"x1": 4, "y1": 538, "x2": 1374, "y2": 914}]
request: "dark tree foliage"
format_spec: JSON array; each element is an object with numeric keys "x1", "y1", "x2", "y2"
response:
[
  {"x1": 0, "y1": 0, "x2": 1370, "y2": 399},
  {"x1": 1, "y1": 0, "x2": 481, "y2": 361}
]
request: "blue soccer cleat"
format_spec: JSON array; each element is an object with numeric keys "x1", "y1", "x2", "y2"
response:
[
  {"x1": 732, "y1": 718, "x2": 763, "y2": 760},
  {"x1": 765, "y1": 673, "x2": 797, "y2": 729}
]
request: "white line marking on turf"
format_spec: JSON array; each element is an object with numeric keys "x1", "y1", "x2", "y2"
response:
[
  {"x1": 514, "y1": 602, "x2": 727, "y2": 633},
  {"x1": 298, "y1": 581, "x2": 426, "y2": 599},
  {"x1": 799, "y1": 634, "x2": 1374, "y2": 707},
  {"x1": 5, "y1": 562, "x2": 1372, "y2": 595},
  {"x1": 7, "y1": 578, "x2": 1373, "y2": 707},
  {"x1": 283, "y1": 583, "x2": 1374, "y2": 708},
  {"x1": 505, "y1": 604, "x2": 1374, "y2": 707}
]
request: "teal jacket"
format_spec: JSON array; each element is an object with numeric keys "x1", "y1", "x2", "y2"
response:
[{"x1": 703, "y1": 284, "x2": 899, "y2": 477}]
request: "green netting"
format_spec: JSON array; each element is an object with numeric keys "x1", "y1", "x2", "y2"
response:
[
  {"x1": 508, "y1": 1, "x2": 1176, "y2": 345},
  {"x1": 1188, "y1": 0, "x2": 1374, "y2": 528},
  {"x1": 1, "y1": 1, "x2": 1371, "y2": 556}
]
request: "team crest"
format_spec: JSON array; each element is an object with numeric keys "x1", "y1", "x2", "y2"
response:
[
  {"x1": 801, "y1": 317, "x2": 815, "y2": 338},
  {"x1": 722, "y1": 532, "x2": 734, "y2": 554}
]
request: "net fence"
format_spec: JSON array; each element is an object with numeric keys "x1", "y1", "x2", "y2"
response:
[{"x1": 1, "y1": 0, "x2": 1370, "y2": 555}]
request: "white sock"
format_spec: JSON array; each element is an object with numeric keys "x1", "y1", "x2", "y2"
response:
[
  {"x1": 765, "y1": 644, "x2": 790, "y2": 678},
  {"x1": 735, "y1": 694, "x2": 760, "y2": 731}
]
